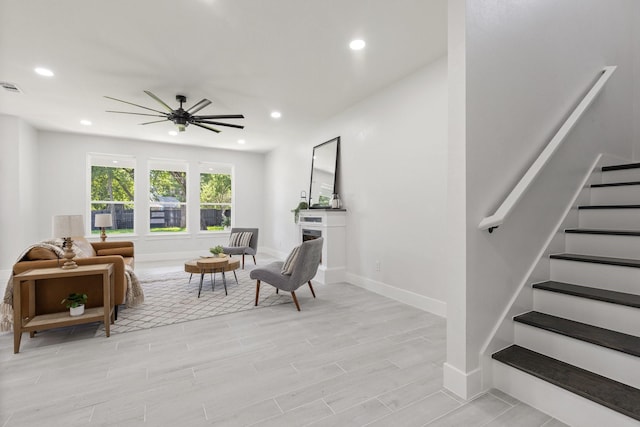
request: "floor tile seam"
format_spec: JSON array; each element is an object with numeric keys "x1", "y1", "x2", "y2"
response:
[
  {"x1": 476, "y1": 401, "x2": 522, "y2": 427},
  {"x1": 486, "y1": 389, "x2": 518, "y2": 407},
  {"x1": 368, "y1": 377, "x2": 444, "y2": 413},
  {"x1": 1, "y1": 413, "x2": 12, "y2": 427},
  {"x1": 244, "y1": 398, "x2": 288, "y2": 427},
  {"x1": 422, "y1": 390, "x2": 474, "y2": 426},
  {"x1": 271, "y1": 366, "x2": 352, "y2": 410}
]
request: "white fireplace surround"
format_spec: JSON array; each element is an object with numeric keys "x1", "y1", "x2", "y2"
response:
[{"x1": 298, "y1": 209, "x2": 346, "y2": 284}]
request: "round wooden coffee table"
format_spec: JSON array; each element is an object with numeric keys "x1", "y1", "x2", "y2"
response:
[{"x1": 184, "y1": 256, "x2": 241, "y2": 297}]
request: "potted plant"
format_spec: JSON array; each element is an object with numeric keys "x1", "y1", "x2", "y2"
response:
[
  {"x1": 210, "y1": 245, "x2": 225, "y2": 257},
  {"x1": 222, "y1": 216, "x2": 231, "y2": 230},
  {"x1": 292, "y1": 201, "x2": 309, "y2": 223},
  {"x1": 61, "y1": 293, "x2": 88, "y2": 316}
]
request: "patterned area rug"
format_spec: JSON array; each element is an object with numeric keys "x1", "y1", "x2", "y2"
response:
[{"x1": 97, "y1": 265, "x2": 291, "y2": 335}]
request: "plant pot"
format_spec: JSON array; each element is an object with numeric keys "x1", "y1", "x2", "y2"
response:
[
  {"x1": 69, "y1": 304, "x2": 85, "y2": 317},
  {"x1": 218, "y1": 253, "x2": 226, "y2": 258}
]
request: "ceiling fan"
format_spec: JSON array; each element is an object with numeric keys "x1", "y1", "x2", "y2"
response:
[{"x1": 105, "y1": 90, "x2": 244, "y2": 133}]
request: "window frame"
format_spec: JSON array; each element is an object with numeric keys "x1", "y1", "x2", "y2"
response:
[
  {"x1": 199, "y1": 162, "x2": 234, "y2": 234},
  {"x1": 87, "y1": 153, "x2": 137, "y2": 238}
]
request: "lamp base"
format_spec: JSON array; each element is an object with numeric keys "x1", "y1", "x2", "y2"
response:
[
  {"x1": 100, "y1": 227, "x2": 107, "y2": 242},
  {"x1": 60, "y1": 237, "x2": 78, "y2": 269}
]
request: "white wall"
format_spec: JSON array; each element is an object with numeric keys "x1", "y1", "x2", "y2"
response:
[
  {"x1": 264, "y1": 57, "x2": 448, "y2": 313},
  {"x1": 31, "y1": 131, "x2": 265, "y2": 260},
  {"x1": 0, "y1": 115, "x2": 39, "y2": 271},
  {"x1": 446, "y1": 0, "x2": 639, "y2": 398}
]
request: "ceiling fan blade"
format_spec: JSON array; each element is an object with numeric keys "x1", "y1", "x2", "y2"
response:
[
  {"x1": 191, "y1": 122, "x2": 221, "y2": 133},
  {"x1": 192, "y1": 119, "x2": 244, "y2": 129},
  {"x1": 139, "y1": 119, "x2": 169, "y2": 125},
  {"x1": 193, "y1": 114, "x2": 244, "y2": 120},
  {"x1": 106, "y1": 110, "x2": 168, "y2": 117},
  {"x1": 143, "y1": 90, "x2": 174, "y2": 112},
  {"x1": 186, "y1": 99, "x2": 212, "y2": 115},
  {"x1": 104, "y1": 96, "x2": 167, "y2": 114}
]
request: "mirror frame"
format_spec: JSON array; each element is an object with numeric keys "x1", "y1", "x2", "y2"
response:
[{"x1": 308, "y1": 136, "x2": 340, "y2": 209}]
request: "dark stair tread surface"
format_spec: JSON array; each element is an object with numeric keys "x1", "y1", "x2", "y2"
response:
[
  {"x1": 550, "y1": 253, "x2": 640, "y2": 268},
  {"x1": 492, "y1": 345, "x2": 640, "y2": 421},
  {"x1": 602, "y1": 162, "x2": 640, "y2": 172},
  {"x1": 564, "y1": 229, "x2": 640, "y2": 236},
  {"x1": 514, "y1": 311, "x2": 640, "y2": 357},
  {"x1": 533, "y1": 281, "x2": 640, "y2": 309},
  {"x1": 578, "y1": 204, "x2": 640, "y2": 209},
  {"x1": 591, "y1": 181, "x2": 640, "y2": 188}
]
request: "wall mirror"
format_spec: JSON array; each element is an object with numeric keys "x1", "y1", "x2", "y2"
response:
[{"x1": 309, "y1": 136, "x2": 340, "y2": 208}]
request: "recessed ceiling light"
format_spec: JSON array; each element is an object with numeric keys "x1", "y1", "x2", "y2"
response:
[
  {"x1": 270, "y1": 111, "x2": 281, "y2": 119},
  {"x1": 349, "y1": 39, "x2": 366, "y2": 50},
  {"x1": 80, "y1": 119, "x2": 92, "y2": 126},
  {"x1": 112, "y1": 160, "x2": 119, "y2": 164},
  {"x1": 168, "y1": 131, "x2": 178, "y2": 136},
  {"x1": 237, "y1": 139, "x2": 246, "y2": 145},
  {"x1": 34, "y1": 67, "x2": 54, "y2": 77}
]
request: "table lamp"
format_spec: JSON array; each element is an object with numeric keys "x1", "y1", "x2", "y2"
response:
[
  {"x1": 94, "y1": 213, "x2": 113, "y2": 242},
  {"x1": 52, "y1": 215, "x2": 84, "y2": 269}
]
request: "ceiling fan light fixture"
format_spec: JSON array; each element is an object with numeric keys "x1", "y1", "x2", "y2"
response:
[{"x1": 168, "y1": 130, "x2": 178, "y2": 136}]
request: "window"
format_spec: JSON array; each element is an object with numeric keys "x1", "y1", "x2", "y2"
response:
[
  {"x1": 149, "y1": 160, "x2": 188, "y2": 233},
  {"x1": 89, "y1": 154, "x2": 135, "y2": 237},
  {"x1": 199, "y1": 163, "x2": 232, "y2": 231}
]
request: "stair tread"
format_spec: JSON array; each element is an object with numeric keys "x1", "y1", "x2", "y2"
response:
[
  {"x1": 578, "y1": 204, "x2": 640, "y2": 209},
  {"x1": 602, "y1": 162, "x2": 640, "y2": 172},
  {"x1": 533, "y1": 281, "x2": 640, "y2": 309},
  {"x1": 565, "y1": 228, "x2": 640, "y2": 236},
  {"x1": 550, "y1": 253, "x2": 640, "y2": 268},
  {"x1": 514, "y1": 311, "x2": 640, "y2": 357},
  {"x1": 492, "y1": 345, "x2": 640, "y2": 421},
  {"x1": 591, "y1": 181, "x2": 640, "y2": 188}
]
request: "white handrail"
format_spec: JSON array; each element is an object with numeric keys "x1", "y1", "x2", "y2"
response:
[{"x1": 479, "y1": 66, "x2": 617, "y2": 232}]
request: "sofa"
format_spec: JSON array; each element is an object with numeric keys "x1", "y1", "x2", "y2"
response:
[{"x1": 12, "y1": 238, "x2": 134, "y2": 317}]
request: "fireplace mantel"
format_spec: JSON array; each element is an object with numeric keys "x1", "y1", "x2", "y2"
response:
[{"x1": 298, "y1": 209, "x2": 346, "y2": 284}]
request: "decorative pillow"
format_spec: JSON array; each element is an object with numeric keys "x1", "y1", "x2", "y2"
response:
[
  {"x1": 73, "y1": 238, "x2": 97, "y2": 258},
  {"x1": 228, "y1": 231, "x2": 253, "y2": 248},
  {"x1": 25, "y1": 247, "x2": 58, "y2": 260},
  {"x1": 281, "y1": 245, "x2": 301, "y2": 275},
  {"x1": 97, "y1": 247, "x2": 134, "y2": 257}
]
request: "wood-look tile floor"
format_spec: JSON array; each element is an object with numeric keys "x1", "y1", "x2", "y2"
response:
[{"x1": 0, "y1": 260, "x2": 567, "y2": 427}]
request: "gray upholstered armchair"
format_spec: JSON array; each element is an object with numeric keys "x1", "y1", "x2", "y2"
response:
[
  {"x1": 250, "y1": 237, "x2": 323, "y2": 311},
  {"x1": 222, "y1": 227, "x2": 259, "y2": 269}
]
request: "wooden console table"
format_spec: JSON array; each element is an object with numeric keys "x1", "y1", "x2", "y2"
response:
[{"x1": 13, "y1": 263, "x2": 115, "y2": 353}]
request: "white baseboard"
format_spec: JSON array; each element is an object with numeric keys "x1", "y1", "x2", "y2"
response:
[
  {"x1": 443, "y1": 362, "x2": 483, "y2": 400},
  {"x1": 345, "y1": 272, "x2": 446, "y2": 317}
]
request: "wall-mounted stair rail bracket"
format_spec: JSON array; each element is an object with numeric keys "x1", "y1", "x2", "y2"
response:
[{"x1": 479, "y1": 66, "x2": 617, "y2": 233}]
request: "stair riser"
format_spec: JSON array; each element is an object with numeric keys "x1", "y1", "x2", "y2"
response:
[
  {"x1": 578, "y1": 208, "x2": 640, "y2": 230},
  {"x1": 493, "y1": 361, "x2": 640, "y2": 427},
  {"x1": 590, "y1": 186, "x2": 640, "y2": 205},
  {"x1": 565, "y1": 233, "x2": 640, "y2": 259},
  {"x1": 601, "y1": 169, "x2": 640, "y2": 184},
  {"x1": 514, "y1": 323, "x2": 640, "y2": 389},
  {"x1": 533, "y1": 290, "x2": 640, "y2": 336},
  {"x1": 550, "y1": 259, "x2": 640, "y2": 294}
]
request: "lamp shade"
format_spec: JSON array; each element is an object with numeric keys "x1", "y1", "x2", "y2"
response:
[
  {"x1": 94, "y1": 213, "x2": 113, "y2": 228},
  {"x1": 52, "y1": 215, "x2": 85, "y2": 238}
]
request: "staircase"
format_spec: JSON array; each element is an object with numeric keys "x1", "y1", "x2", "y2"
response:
[{"x1": 492, "y1": 162, "x2": 640, "y2": 427}]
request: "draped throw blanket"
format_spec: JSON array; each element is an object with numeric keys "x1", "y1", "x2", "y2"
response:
[{"x1": 0, "y1": 241, "x2": 143, "y2": 332}]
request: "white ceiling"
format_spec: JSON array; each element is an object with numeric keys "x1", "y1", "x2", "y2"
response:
[{"x1": 0, "y1": 0, "x2": 447, "y2": 153}]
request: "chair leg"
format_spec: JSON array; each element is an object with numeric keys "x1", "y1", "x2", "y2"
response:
[
  {"x1": 255, "y1": 280, "x2": 261, "y2": 306},
  {"x1": 276, "y1": 288, "x2": 279, "y2": 294},
  {"x1": 291, "y1": 291, "x2": 301, "y2": 311},
  {"x1": 308, "y1": 281, "x2": 316, "y2": 298},
  {"x1": 252, "y1": 255, "x2": 256, "y2": 265},
  {"x1": 242, "y1": 254, "x2": 245, "y2": 269}
]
